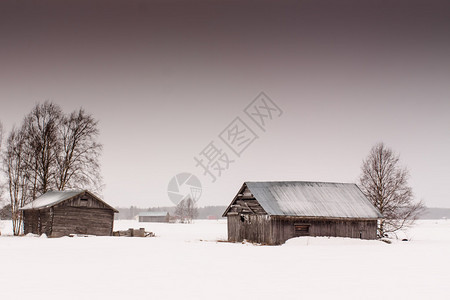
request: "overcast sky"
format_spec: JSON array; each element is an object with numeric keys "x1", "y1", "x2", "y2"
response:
[{"x1": 1, "y1": 0, "x2": 449, "y2": 208}]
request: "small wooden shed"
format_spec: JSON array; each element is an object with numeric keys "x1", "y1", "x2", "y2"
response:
[
  {"x1": 20, "y1": 190, "x2": 118, "y2": 237},
  {"x1": 223, "y1": 181, "x2": 382, "y2": 245},
  {"x1": 138, "y1": 211, "x2": 170, "y2": 223}
]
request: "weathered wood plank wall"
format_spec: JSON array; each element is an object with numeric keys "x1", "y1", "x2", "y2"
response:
[
  {"x1": 227, "y1": 215, "x2": 272, "y2": 244},
  {"x1": 270, "y1": 217, "x2": 377, "y2": 245},
  {"x1": 228, "y1": 215, "x2": 378, "y2": 245},
  {"x1": 51, "y1": 206, "x2": 114, "y2": 237}
]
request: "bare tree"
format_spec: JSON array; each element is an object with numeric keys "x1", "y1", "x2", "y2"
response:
[
  {"x1": 55, "y1": 108, "x2": 102, "y2": 191},
  {"x1": 0, "y1": 121, "x2": 4, "y2": 210},
  {"x1": 17, "y1": 102, "x2": 102, "y2": 196},
  {"x1": 186, "y1": 197, "x2": 198, "y2": 222},
  {"x1": 3, "y1": 127, "x2": 32, "y2": 235},
  {"x1": 0, "y1": 121, "x2": 3, "y2": 149},
  {"x1": 1, "y1": 102, "x2": 103, "y2": 235},
  {"x1": 359, "y1": 143, "x2": 425, "y2": 237},
  {"x1": 22, "y1": 102, "x2": 62, "y2": 197},
  {"x1": 175, "y1": 199, "x2": 186, "y2": 222},
  {"x1": 175, "y1": 197, "x2": 198, "y2": 223}
]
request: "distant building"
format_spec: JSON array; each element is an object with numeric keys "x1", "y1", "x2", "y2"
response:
[
  {"x1": 20, "y1": 190, "x2": 118, "y2": 237},
  {"x1": 223, "y1": 181, "x2": 382, "y2": 245},
  {"x1": 138, "y1": 211, "x2": 170, "y2": 223}
]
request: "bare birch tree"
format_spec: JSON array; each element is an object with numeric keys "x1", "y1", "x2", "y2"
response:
[
  {"x1": 22, "y1": 102, "x2": 62, "y2": 197},
  {"x1": 2, "y1": 102, "x2": 103, "y2": 235},
  {"x1": 175, "y1": 197, "x2": 198, "y2": 223},
  {"x1": 0, "y1": 122, "x2": 4, "y2": 209},
  {"x1": 174, "y1": 199, "x2": 186, "y2": 223},
  {"x1": 55, "y1": 108, "x2": 102, "y2": 191},
  {"x1": 359, "y1": 143, "x2": 425, "y2": 237},
  {"x1": 3, "y1": 127, "x2": 32, "y2": 235}
]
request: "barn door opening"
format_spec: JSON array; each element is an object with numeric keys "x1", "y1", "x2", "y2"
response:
[
  {"x1": 359, "y1": 224, "x2": 366, "y2": 239},
  {"x1": 359, "y1": 229, "x2": 367, "y2": 239}
]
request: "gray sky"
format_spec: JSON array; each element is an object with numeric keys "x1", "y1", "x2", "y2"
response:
[{"x1": 1, "y1": 0, "x2": 449, "y2": 208}]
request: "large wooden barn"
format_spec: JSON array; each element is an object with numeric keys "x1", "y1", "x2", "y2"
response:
[
  {"x1": 223, "y1": 181, "x2": 382, "y2": 245},
  {"x1": 20, "y1": 190, "x2": 118, "y2": 237}
]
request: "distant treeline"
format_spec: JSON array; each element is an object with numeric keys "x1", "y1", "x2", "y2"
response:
[
  {"x1": 420, "y1": 208, "x2": 450, "y2": 220},
  {"x1": 114, "y1": 205, "x2": 228, "y2": 220},
  {"x1": 1, "y1": 204, "x2": 449, "y2": 220}
]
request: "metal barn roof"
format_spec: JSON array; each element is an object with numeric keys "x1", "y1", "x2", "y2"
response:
[
  {"x1": 20, "y1": 190, "x2": 118, "y2": 212},
  {"x1": 237, "y1": 181, "x2": 382, "y2": 219}
]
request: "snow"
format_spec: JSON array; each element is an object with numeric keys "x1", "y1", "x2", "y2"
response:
[
  {"x1": 20, "y1": 190, "x2": 85, "y2": 210},
  {"x1": 0, "y1": 219, "x2": 449, "y2": 299}
]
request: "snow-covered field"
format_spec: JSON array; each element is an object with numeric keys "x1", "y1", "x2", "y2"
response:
[{"x1": 0, "y1": 219, "x2": 448, "y2": 300}]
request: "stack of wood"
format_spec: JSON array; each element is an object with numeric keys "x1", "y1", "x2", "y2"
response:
[{"x1": 113, "y1": 228, "x2": 155, "y2": 237}]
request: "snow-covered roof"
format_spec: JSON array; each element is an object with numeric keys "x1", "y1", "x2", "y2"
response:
[
  {"x1": 138, "y1": 211, "x2": 169, "y2": 217},
  {"x1": 20, "y1": 190, "x2": 118, "y2": 212},
  {"x1": 225, "y1": 181, "x2": 382, "y2": 219},
  {"x1": 21, "y1": 190, "x2": 85, "y2": 210}
]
